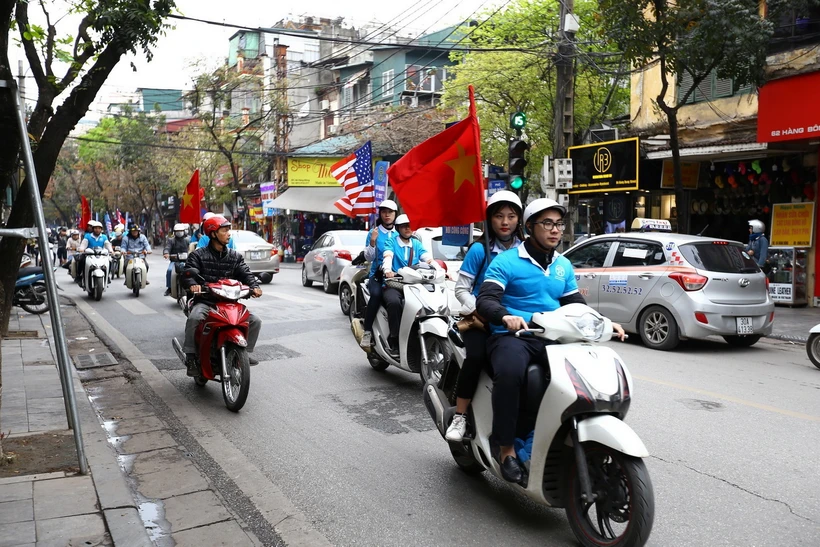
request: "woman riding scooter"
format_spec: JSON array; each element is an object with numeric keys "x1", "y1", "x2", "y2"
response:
[
  {"x1": 476, "y1": 198, "x2": 625, "y2": 482},
  {"x1": 445, "y1": 191, "x2": 525, "y2": 442},
  {"x1": 359, "y1": 200, "x2": 399, "y2": 349}
]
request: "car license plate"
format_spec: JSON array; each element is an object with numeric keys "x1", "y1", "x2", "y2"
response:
[
  {"x1": 250, "y1": 251, "x2": 263, "y2": 261},
  {"x1": 736, "y1": 316, "x2": 754, "y2": 334}
]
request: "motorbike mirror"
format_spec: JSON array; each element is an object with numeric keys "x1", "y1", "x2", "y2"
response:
[{"x1": 434, "y1": 259, "x2": 448, "y2": 272}]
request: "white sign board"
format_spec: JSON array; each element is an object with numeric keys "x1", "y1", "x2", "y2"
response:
[{"x1": 769, "y1": 283, "x2": 793, "y2": 303}]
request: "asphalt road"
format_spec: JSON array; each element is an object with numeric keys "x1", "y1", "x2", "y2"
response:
[{"x1": 61, "y1": 260, "x2": 820, "y2": 546}]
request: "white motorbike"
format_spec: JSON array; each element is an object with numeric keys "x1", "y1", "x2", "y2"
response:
[
  {"x1": 423, "y1": 304, "x2": 655, "y2": 547},
  {"x1": 350, "y1": 263, "x2": 450, "y2": 379},
  {"x1": 83, "y1": 248, "x2": 110, "y2": 301},
  {"x1": 125, "y1": 251, "x2": 148, "y2": 297},
  {"x1": 168, "y1": 252, "x2": 190, "y2": 316},
  {"x1": 806, "y1": 324, "x2": 820, "y2": 370}
]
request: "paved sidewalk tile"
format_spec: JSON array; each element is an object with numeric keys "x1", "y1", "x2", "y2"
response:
[
  {"x1": 131, "y1": 449, "x2": 209, "y2": 499},
  {"x1": 0, "y1": 498, "x2": 33, "y2": 525},
  {"x1": 35, "y1": 513, "x2": 107, "y2": 547},
  {"x1": 116, "y1": 430, "x2": 178, "y2": 454},
  {"x1": 171, "y1": 519, "x2": 254, "y2": 547},
  {"x1": 0, "y1": 520, "x2": 35, "y2": 546},
  {"x1": 162, "y1": 490, "x2": 232, "y2": 533},
  {"x1": 105, "y1": 415, "x2": 166, "y2": 436},
  {"x1": 0, "y1": 482, "x2": 32, "y2": 503},
  {"x1": 33, "y1": 476, "x2": 99, "y2": 520}
]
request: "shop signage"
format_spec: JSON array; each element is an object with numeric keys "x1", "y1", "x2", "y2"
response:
[
  {"x1": 769, "y1": 283, "x2": 793, "y2": 303},
  {"x1": 660, "y1": 160, "x2": 700, "y2": 189},
  {"x1": 567, "y1": 137, "x2": 639, "y2": 194},
  {"x1": 287, "y1": 157, "x2": 346, "y2": 187},
  {"x1": 443, "y1": 225, "x2": 472, "y2": 246},
  {"x1": 770, "y1": 202, "x2": 815, "y2": 247},
  {"x1": 758, "y1": 71, "x2": 820, "y2": 143}
]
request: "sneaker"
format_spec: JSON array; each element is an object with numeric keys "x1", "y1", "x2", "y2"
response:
[
  {"x1": 185, "y1": 354, "x2": 199, "y2": 377},
  {"x1": 445, "y1": 413, "x2": 468, "y2": 442},
  {"x1": 164, "y1": 288, "x2": 171, "y2": 296},
  {"x1": 360, "y1": 331, "x2": 372, "y2": 349}
]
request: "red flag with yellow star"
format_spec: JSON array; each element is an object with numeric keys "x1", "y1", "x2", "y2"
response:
[
  {"x1": 387, "y1": 85, "x2": 485, "y2": 230},
  {"x1": 180, "y1": 169, "x2": 201, "y2": 224}
]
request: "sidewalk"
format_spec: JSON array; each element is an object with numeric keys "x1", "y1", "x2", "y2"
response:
[
  {"x1": 0, "y1": 301, "x2": 263, "y2": 546},
  {"x1": 768, "y1": 304, "x2": 820, "y2": 343}
]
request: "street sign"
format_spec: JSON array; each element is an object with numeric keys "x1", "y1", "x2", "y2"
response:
[
  {"x1": 488, "y1": 179, "x2": 505, "y2": 196},
  {"x1": 443, "y1": 224, "x2": 472, "y2": 246}
]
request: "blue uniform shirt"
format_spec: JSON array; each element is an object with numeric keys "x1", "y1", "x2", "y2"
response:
[
  {"x1": 83, "y1": 233, "x2": 109, "y2": 249},
  {"x1": 483, "y1": 245, "x2": 579, "y2": 334},
  {"x1": 366, "y1": 226, "x2": 398, "y2": 279},
  {"x1": 383, "y1": 237, "x2": 429, "y2": 273},
  {"x1": 197, "y1": 235, "x2": 236, "y2": 250},
  {"x1": 460, "y1": 238, "x2": 522, "y2": 297}
]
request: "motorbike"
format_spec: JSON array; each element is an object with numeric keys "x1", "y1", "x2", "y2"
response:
[
  {"x1": 806, "y1": 324, "x2": 820, "y2": 370},
  {"x1": 125, "y1": 251, "x2": 148, "y2": 297},
  {"x1": 83, "y1": 248, "x2": 109, "y2": 301},
  {"x1": 171, "y1": 270, "x2": 252, "y2": 412},
  {"x1": 349, "y1": 262, "x2": 450, "y2": 379},
  {"x1": 109, "y1": 247, "x2": 125, "y2": 280},
  {"x1": 423, "y1": 304, "x2": 655, "y2": 547},
  {"x1": 14, "y1": 266, "x2": 57, "y2": 314},
  {"x1": 168, "y1": 252, "x2": 190, "y2": 316}
]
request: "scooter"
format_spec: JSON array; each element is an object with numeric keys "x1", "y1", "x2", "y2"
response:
[
  {"x1": 110, "y1": 247, "x2": 124, "y2": 280},
  {"x1": 423, "y1": 304, "x2": 654, "y2": 547},
  {"x1": 806, "y1": 324, "x2": 820, "y2": 370},
  {"x1": 125, "y1": 251, "x2": 148, "y2": 297},
  {"x1": 350, "y1": 262, "x2": 450, "y2": 380},
  {"x1": 83, "y1": 248, "x2": 109, "y2": 301},
  {"x1": 168, "y1": 252, "x2": 190, "y2": 316},
  {"x1": 171, "y1": 270, "x2": 252, "y2": 412},
  {"x1": 14, "y1": 266, "x2": 58, "y2": 314}
]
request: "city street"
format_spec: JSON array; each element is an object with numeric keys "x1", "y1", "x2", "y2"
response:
[{"x1": 60, "y1": 261, "x2": 820, "y2": 546}]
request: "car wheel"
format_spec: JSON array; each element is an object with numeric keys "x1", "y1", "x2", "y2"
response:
[
  {"x1": 638, "y1": 305, "x2": 680, "y2": 350},
  {"x1": 301, "y1": 265, "x2": 313, "y2": 287},
  {"x1": 723, "y1": 334, "x2": 761, "y2": 347},
  {"x1": 323, "y1": 269, "x2": 337, "y2": 294},
  {"x1": 339, "y1": 283, "x2": 352, "y2": 317}
]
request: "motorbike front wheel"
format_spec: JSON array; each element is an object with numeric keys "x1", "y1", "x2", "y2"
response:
[
  {"x1": 20, "y1": 283, "x2": 50, "y2": 314},
  {"x1": 221, "y1": 343, "x2": 250, "y2": 412},
  {"x1": 565, "y1": 442, "x2": 655, "y2": 547},
  {"x1": 419, "y1": 333, "x2": 450, "y2": 385},
  {"x1": 807, "y1": 333, "x2": 820, "y2": 369},
  {"x1": 92, "y1": 280, "x2": 103, "y2": 301},
  {"x1": 133, "y1": 275, "x2": 140, "y2": 297}
]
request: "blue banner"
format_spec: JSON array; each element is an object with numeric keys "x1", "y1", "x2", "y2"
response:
[
  {"x1": 488, "y1": 179, "x2": 505, "y2": 196},
  {"x1": 442, "y1": 225, "x2": 471, "y2": 246},
  {"x1": 371, "y1": 160, "x2": 389, "y2": 226}
]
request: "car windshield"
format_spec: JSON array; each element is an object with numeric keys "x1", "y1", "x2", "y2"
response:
[
  {"x1": 430, "y1": 237, "x2": 470, "y2": 261},
  {"x1": 679, "y1": 242, "x2": 760, "y2": 273},
  {"x1": 230, "y1": 231, "x2": 266, "y2": 245},
  {"x1": 335, "y1": 232, "x2": 368, "y2": 246}
]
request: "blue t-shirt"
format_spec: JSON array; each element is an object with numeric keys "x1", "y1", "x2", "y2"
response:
[
  {"x1": 384, "y1": 237, "x2": 428, "y2": 273},
  {"x1": 483, "y1": 245, "x2": 579, "y2": 334},
  {"x1": 460, "y1": 238, "x2": 522, "y2": 297},
  {"x1": 197, "y1": 235, "x2": 236, "y2": 250},
  {"x1": 83, "y1": 233, "x2": 109, "y2": 249},
  {"x1": 367, "y1": 226, "x2": 398, "y2": 278}
]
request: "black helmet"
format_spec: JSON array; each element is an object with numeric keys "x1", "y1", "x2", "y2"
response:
[{"x1": 129, "y1": 224, "x2": 140, "y2": 232}]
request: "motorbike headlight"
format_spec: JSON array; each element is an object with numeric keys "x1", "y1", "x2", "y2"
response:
[{"x1": 575, "y1": 313, "x2": 604, "y2": 340}]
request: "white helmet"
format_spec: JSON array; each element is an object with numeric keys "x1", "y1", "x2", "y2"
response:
[
  {"x1": 202, "y1": 212, "x2": 216, "y2": 222},
  {"x1": 487, "y1": 190, "x2": 523, "y2": 212},
  {"x1": 173, "y1": 223, "x2": 188, "y2": 232},
  {"x1": 748, "y1": 219, "x2": 765, "y2": 234},
  {"x1": 114, "y1": 223, "x2": 125, "y2": 231},
  {"x1": 523, "y1": 198, "x2": 567, "y2": 226},
  {"x1": 395, "y1": 214, "x2": 410, "y2": 226},
  {"x1": 87, "y1": 220, "x2": 103, "y2": 228},
  {"x1": 70, "y1": 229, "x2": 79, "y2": 236},
  {"x1": 378, "y1": 200, "x2": 398, "y2": 212}
]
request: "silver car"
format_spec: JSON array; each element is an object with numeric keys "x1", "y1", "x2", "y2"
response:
[
  {"x1": 302, "y1": 230, "x2": 369, "y2": 294},
  {"x1": 563, "y1": 231, "x2": 774, "y2": 350},
  {"x1": 230, "y1": 230, "x2": 280, "y2": 283}
]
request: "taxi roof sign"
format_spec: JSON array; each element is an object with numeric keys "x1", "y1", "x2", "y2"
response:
[{"x1": 631, "y1": 218, "x2": 673, "y2": 232}]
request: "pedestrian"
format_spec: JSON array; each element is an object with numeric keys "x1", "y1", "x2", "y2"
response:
[{"x1": 746, "y1": 220, "x2": 769, "y2": 267}]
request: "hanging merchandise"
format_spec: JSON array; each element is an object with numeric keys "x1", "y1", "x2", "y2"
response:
[
  {"x1": 715, "y1": 175, "x2": 725, "y2": 188},
  {"x1": 728, "y1": 174, "x2": 738, "y2": 188},
  {"x1": 752, "y1": 160, "x2": 762, "y2": 174},
  {"x1": 739, "y1": 162, "x2": 747, "y2": 175}
]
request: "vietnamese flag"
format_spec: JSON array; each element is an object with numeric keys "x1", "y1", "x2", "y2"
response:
[
  {"x1": 80, "y1": 196, "x2": 91, "y2": 230},
  {"x1": 387, "y1": 85, "x2": 485, "y2": 229},
  {"x1": 180, "y1": 169, "x2": 201, "y2": 224}
]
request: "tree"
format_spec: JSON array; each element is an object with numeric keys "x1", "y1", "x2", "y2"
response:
[
  {"x1": 342, "y1": 106, "x2": 455, "y2": 155},
  {"x1": 442, "y1": 0, "x2": 629, "y2": 199},
  {"x1": 597, "y1": 0, "x2": 815, "y2": 233}
]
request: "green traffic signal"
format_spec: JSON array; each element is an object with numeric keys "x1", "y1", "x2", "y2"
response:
[
  {"x1": 510, "y1": 111, "x2": 527, "y2": 130},
  {"x1": 510, "y1": 176, "x2": 525, "y2": 190}
]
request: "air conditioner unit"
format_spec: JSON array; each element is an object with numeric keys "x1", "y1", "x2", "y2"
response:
[
  {"x1": 558, "y1": 194, "x2": 570, "y2": 208},
  {"x1": 320, "y1": 99, "x2": 330, "y2": 111},
  {"x1": 328, "y1": 124, "x2": 338, "y2": 135},
  {"x1": 589, "y1": 127, "x2": 619, "y2": 143},
  {"x1": 401, "y1": 96, "x2": 418, "y2": 107}
]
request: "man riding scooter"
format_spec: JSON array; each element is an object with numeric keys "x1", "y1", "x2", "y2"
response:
[
  {"x1": 121, "y1": 224, "x2": 152, "y2": 284},
  {"x1": 182, "y1": 215, "x2": 263, "y2": 375},
  {"x1": 164, "y1": 223, "x2": 190, "y2": 296},
  {"x1": 77, "y1": 221, "x2": 113, "y2": 288}
]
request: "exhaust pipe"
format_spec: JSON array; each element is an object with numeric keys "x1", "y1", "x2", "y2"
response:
[
  {"x1": 424, "y1": 384, "x2": 446, "y2": 435},
  {"x1": 171, "y1": 338, "x2": 186, "y2": 363}
]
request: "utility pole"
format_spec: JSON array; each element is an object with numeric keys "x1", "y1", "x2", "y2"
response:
[{"x1": 553, "y1": 0, "x2": 577, "y2": 243}]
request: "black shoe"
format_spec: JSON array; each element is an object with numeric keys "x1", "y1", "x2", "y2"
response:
[
  {"x1": 164, "y1": 288, "x2": 171, "y2": 296},
  {"x1": 498, "y1": 454, "x2": 523, "y2": 483},
  {"x1": 185, "y1": 354, "x2": 199, "y2": 377},
  {"x1": 249, "y1": 356, "x2": 259, "y2": 365}
]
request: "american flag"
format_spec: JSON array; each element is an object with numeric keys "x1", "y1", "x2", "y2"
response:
[{"x1": 332, "y1": 141, "x2": 376, "y2": 217}]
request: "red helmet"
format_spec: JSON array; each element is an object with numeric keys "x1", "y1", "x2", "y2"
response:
[{"x1": 203, "y1": 215, "x2": 231, "y2": 238}]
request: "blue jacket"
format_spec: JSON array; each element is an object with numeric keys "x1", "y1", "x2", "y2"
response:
[
  {"x1": 364, "y1": 225, "x2": 397, "y2": 279},
  {"x1": 746, "y1": 234, "x2": 768, "y2": 267},
  {"x1": 122, "y1": 233, "x2": 152, "y2": 255}
]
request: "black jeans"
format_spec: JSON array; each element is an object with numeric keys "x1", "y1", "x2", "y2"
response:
[
  {"x1": 487, "y1": 334, "x2": 549, "y2": 447},
  {"x1": 382, "y1": 285, "x2": 403, "y2": 340},
  {"x1": 455, "y1": 328, "x2": 490, "y2": 400},
  {"x1": 363, "y1": 277, "x2": 383, "y2": 332}
]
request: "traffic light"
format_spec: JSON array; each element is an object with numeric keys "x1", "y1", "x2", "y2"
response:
[{"x1": 508, "y1": 138, "x2": 529, "y2": 191}]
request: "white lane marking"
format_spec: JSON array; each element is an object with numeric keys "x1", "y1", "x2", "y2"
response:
[
  {"x1": 116, "y1": 299, "x2": 157, "y2": 315},
  {"x1": 267, "y1": 291, "x2": 325, "y2": 305}
]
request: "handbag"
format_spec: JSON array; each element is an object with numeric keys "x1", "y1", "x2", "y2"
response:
[{"x1": 351, "y1": 250, "x2": 366, "y2": 266}]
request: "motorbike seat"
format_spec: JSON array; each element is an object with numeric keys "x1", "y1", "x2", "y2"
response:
[
  {"x1": 523, "y1": 363, "x2": 550, "y2": 416},
  {"x1": 17, "y1": 266, "x2": 43, "y2": 279}
]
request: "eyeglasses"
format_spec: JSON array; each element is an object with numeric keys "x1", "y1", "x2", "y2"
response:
[{"x1": 534, "y1": 220, "x2": 566, "y2": 231}]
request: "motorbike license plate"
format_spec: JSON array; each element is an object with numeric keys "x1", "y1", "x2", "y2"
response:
[
  {"x1": 736, "y1": 316, "x2": 754, "y2": 334},
  {"x1": 250, "y1": 251, "x2": 264, "y2": 261}
]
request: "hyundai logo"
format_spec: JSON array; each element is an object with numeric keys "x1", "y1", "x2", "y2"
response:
[{"x1": 739, "y1": 278, "x2": 751, "y2": 288}]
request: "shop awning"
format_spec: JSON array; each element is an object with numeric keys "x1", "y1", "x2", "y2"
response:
[
  {"x1": 344, "y1": 69, "x2": 368, "y2": 89},
  {"x1": 645, "y1": 142, "x2": 769, "y2": 161},
  {"x1": 268, "y1": 187, "x2": 344, "y2": 215}
]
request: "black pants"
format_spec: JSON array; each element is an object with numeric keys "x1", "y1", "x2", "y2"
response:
[
  {"x1": 363, "y1": 277, "x2": 383, "y2": 332},
  {"x1": 382, "y1": 285, "x2": 403, "y2": 340},
  {"x1": 455, "y1": 328, "x2": 490, "y2": 400},
  {"x1": 487, "y1": 334, "x2": 549, "y2": 447},
  {"x1": 57, "y1": 248, "x2": 67, "y2": 261}
]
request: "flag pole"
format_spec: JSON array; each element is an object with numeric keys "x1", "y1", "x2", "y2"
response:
[{"x1": 468, "y1": 84, "x2": 492, "y2": 270}]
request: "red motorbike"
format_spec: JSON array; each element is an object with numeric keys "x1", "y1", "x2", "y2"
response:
[{"x1": 172, "y1": 272, "x2": 252, "y2": 412}]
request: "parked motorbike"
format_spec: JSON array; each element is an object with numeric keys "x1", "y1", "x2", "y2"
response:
[
  {"x1": 110, "y1": 247, "x2": 124, "y2": 280},
  {"x1": 14, "y1": 266, "x2": 57, "y2": 314},
  {"x1": 125, "y1": 251, "x2": 148, "y2": 297},
  {"x1": 349, "y1": 262, "x2": 450, "y2": 379},
  {"x1": 83, "y1": 248, "x2": 109, "y2": 301},
  {"x1": 168, "y1": 252, "x2": 190, "y2": 316},
  {"x1": 806, "y1": 324, "x2": 820, "y2": 370},
  {"x1": 171, "y1": 271, "x2": 252, "y2": 412},
  {"x1": 423, "y1": 304, "x2": 654, "y2": 547}
]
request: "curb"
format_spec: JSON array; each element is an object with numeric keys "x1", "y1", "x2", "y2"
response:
[{"x1": 766, "y1": 333, "x2": 808, "y2": 344}]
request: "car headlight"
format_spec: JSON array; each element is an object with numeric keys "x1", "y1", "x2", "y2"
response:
[{"x1": 575, "y1": 312, "x2": 604, "y2": 340}]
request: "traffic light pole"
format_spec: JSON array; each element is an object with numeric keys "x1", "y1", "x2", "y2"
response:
[{"x1": 554, "y1": 0, "x2": 576, "y2": 243}]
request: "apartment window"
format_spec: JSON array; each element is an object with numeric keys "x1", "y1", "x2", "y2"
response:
[
  {"x1": 303, "y1": 43, "x2": 320, "y2": 63},
  {"x1": 677, "y1": 69, "x2": 750, "y2": 104},
  {"x1": 343, "y1": 86, "x2": 353, "y2": 108},
  {"x1": 381, "y1": 69, "x2": 395, "y2": 99}
]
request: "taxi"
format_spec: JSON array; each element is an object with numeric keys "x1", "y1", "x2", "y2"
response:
[{"x1": 563, "y1": 218, "x2": 774, "y2": 350}]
